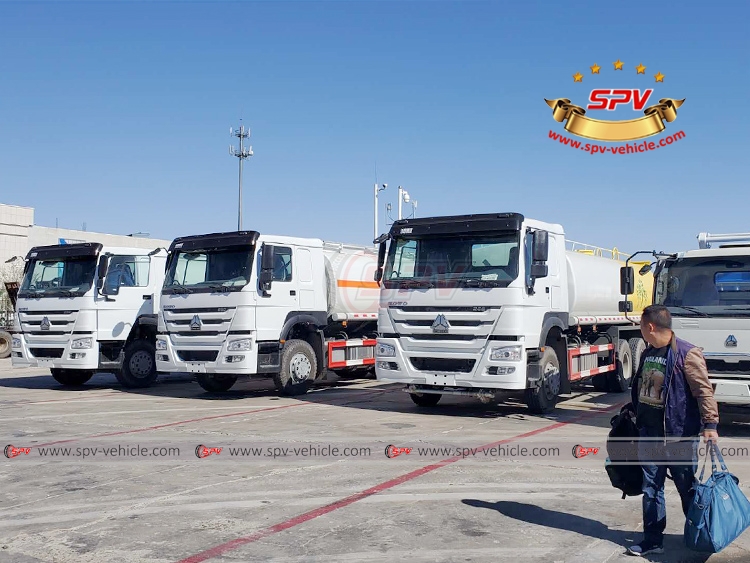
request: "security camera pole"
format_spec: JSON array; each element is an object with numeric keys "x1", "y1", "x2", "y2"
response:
[
  {"x1": 230, "y1": 122, "x2": 253, "y2": 231},
  {"x1": 397, "y1": 186, "x2": 411, "y2": 220},
  {"x1": 374, "y1": 183, "x2": 387, "y2": 246}
]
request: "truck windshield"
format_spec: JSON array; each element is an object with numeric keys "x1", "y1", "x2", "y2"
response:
[
  {"x1": 383, "y1": 233, "x2": 520, "y2": 288},
  {"x1": 656, "y1": 256, "x2": 750, "y2": 316},
  {"x1": 163, "y1": 247, "x2": 253, "y2": 294},
  {"x1": 19, "y1": 256, "x2": 97, "y2": 298}
]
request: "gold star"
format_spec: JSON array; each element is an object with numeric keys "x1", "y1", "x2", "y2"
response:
[
  {"x1": 573, "y1": 72, "x2": 583, "y2": 82},
  {"x1": 590, "y1": 63, "x2": 601, "y2": 74},
  {"x1": 655, "y1": 71, "x2": 665, "y2": 82},
  {"x1": 636, "y1": 63, "x2": 647, "y2": 74},
  {"x1": 613, "y1": 59, "x2": 624, "y2": 70}
]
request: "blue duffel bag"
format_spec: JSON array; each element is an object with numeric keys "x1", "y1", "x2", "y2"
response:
[{"x1": 685, "y1": 441, "x2": 750, "y2": 553}]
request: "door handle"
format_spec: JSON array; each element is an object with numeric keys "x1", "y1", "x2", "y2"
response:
[
  {"x1": 143, "y1": 295, "x2": 152, "y2": 300},
  {"x1": 290, "y1": 290, "x2": 296, "y2": 296}
]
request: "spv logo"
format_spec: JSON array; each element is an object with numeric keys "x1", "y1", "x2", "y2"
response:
[{"x1": 545, "y1": 59, "x2": 685, "y2": 155}]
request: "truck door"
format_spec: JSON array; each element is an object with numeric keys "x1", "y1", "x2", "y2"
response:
[
  {"x1": 255, "y1": 245, "x2": 300, "y2": 342},
  {"x1": 97, "y1": 255, "x2": 153, "y2": 340},
  {"x1": 523, "y1": 231, "x2": 552, "y2": 310}
]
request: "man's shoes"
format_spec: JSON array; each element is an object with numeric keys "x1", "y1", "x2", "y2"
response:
[{"x1": 626, "y1": 541, "x2": 664, "y2": 556}]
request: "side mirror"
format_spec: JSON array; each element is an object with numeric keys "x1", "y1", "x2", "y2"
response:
[
  {"x1": 532, "y1": 230, "x2": 549, "y2": 262},
  {"x1": 620, "y1": 266, "x2": 635, "y2": 295},
  {"x1": 639, "y1": 263, "x2": 653, "y2": 276},
  {"x1": 96, "y1": 255, "x2": 109, "y2": 293},
  {"x1": 530, "y1": 263, "x2": 548, "y2": 278},
  {"x1": 261, "y1": 244, "x2": 275, "y2": 271},
  {"x1": 259, "y1": 270, "x2": 273, "y2": 292},
  {"x1": 619, "y1": 300, "x2": 634, "y2": 313},
  {"x1": 259, "y1": 245, "x2": 275, "y2": 293},
  {"x1": 374, "y1": 242, "x2": 386, "y2": 282}
]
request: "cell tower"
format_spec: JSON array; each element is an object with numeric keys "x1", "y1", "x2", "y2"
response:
[{"x1": 229, "y1": 121, "x2": 253, "y2": 231}]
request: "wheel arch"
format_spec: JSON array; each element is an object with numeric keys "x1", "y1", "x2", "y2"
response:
[{"x1": 540, "y1": 313, "x2": 569, "y2": 394}]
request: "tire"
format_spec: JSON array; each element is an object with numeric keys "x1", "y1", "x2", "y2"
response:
[
  {"x1": 115, "y1": 339, "x2": 158, "y2": 388},
  {"x1": 51, "y1": 368, "x2": 93, "y2": 386},
  {"x1": 0, "y1": 330, "x2": 11, "y2": 359},
  {"x1": 629, "y1": 337, "x2": 646, "y2": 376},
  {"x1": 525, "y1": 347, "x2": 562, "y2": 414},
  {"x1": 196, "y1": 373, "x2": 238, "y2": 392},
  {"x1": 409, "y1": 392, "x2": 442, "y2": 407},
  {"x1": 274, "y1": 339, "x2": 316, "y2": 396},
  {"x1": 607, "y1": 339, "x2": 633, "y2": 393}
]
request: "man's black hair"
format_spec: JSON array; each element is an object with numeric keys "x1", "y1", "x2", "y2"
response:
[{"x1": 642, "y1": 304, "x2": 672, "y2": 330}]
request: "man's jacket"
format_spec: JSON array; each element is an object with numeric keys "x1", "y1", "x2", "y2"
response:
[{"x1": 630, "y1": 333, "x2": 719, "y2": 437}]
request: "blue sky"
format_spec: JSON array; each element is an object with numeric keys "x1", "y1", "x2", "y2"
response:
[{"x1": 1, "y1": 1, "x2": 748, "y2": 255}]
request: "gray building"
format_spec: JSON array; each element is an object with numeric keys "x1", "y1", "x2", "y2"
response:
[{"x1": 1, "y1": 203, "x2": 171, "y2": 264}]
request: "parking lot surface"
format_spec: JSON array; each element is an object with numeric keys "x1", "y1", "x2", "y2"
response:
[{"x1": 2, "y1": 358, "x2": 750, "y2": 563}]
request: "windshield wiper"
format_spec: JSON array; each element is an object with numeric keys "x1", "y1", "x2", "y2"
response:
[
  {"x1": 21, "y1": 291, "x2": 44, "y2": 299},
  {"x1": 396, "y1": 280, "x2": 435, "y2": 289},
  {"x1": 207, "y1": 284, "x2": 234, "y2": 293},
  {"x1": 463, "y1": 279, "x2": 503, "y2": 288},
  {"x1": 167, "y1": 282, "x2": 193, "y2": 294},
  {"x1": 668, "y1": 305, "x2": 710, "y2": 317}
]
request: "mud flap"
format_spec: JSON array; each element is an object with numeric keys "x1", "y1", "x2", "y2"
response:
[{"x1": 527, "y1": 362, "x2": 542, "y2": 389}]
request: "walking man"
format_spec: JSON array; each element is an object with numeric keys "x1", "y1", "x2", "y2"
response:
[{"x1": 626, "y1": 305, "x2": 719, "y2": 556}]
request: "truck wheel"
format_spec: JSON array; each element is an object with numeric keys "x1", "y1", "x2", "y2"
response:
[
  {"x1": 0, "y1": 330, "x2": 11, "y2": 359},
  {"x1": 607, "y1": 340, "x2": 633, "y2": 393},
  {"x1": 525, "y1": 347, "x2": 561, "y2": 414},
  {"x1": 51, "y1": 368, "x2": 93, "y2": 386},
  {"x1": 274, "y1": 339, "x2": 316, "y2": 396},
  {"x1": 629, "y1": 338, "x2": 646, "y2": 376},
  {"x1": 410, "y1": 392, "x2": 442, "y2": 407},
  {"x1": 196, "y1": 374, "x2": 238, "y2": 392},
  {"x1": 115, "y1": 340, "x2": 158, "y2": 388}
]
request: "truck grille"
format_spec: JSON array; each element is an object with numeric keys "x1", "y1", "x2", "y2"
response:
[
  {"x1": 177, "y1": 350, "x2": 219, "y2": 362},
  {"x1": 409, "y1": 357, "x2": 476, "y2": 373},
  {"x1": 706, "y1": 359, "x2": 750, "y2": 374},
  {"x1": 29, "y1": 348, "x2": 64, "y2": 359}
]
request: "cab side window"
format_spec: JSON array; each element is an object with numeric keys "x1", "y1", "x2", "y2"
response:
[
  {"x1": 105, "y1": 255, "x2": 150, "y2": 291},
  {"x1": 272, "y1": 247, "x2": 293, "y2": 282}
]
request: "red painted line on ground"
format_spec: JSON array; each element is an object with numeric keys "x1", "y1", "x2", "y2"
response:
[
  {"x1": 175, "y1": 401, "x2": 625, "y2": 563},
  {"x1": 29, "y1": 387, "x2": 392, "y2": 449}
]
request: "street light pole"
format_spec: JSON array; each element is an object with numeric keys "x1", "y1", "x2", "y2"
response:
[{"x1": 230, "y1": 122, "x2": 253, "y2": 231}]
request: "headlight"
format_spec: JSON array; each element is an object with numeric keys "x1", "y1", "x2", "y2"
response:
[
  {"x1": 12, "y1": 337, "x2": 22, "y2": 349},
  {"x1": 376, "y1": 342, "x2": 396, "y2": 357},
  {"x1": 71, "y1": 337, "x2": 93, "y2": 350},
  {"x1": 156, "y1": 339, "x2": 168, "y2": 350},
  {"x1": 228, "y1": 339, "x2": 252, "y2": 351},
  {"x1": 490, "y1": 345, "x2": 522, "y2": 361}
]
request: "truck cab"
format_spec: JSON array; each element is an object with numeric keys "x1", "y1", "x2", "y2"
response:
[
  {"x1": 626, "y1": 232, "x2": 750, "y2": 405},
  {"x1": 11, "y1": 242, "x2": 167, "y2": 387}
]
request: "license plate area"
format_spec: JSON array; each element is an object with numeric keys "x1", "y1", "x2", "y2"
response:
[
  {"x1": 38, "y1": 359, "x2": 55, "y2": 368},
  {"x1": 186, "y1": 362, "x2": 207, "y2": 373},
  {"x1": 423, "y1": 373, "x2": 456, "y2": 386}
]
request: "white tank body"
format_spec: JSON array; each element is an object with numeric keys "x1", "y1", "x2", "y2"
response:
[
  {"x1": 322, "y1": 243, "x2": 380, "y2": 320},
  {"x1": 566, "y1": 250, "x2": 628, "y2": 318}
]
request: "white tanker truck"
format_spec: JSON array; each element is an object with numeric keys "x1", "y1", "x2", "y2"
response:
[
  {"x1": 373, "y1": 213, "x2": 654, "y2": 413},
  {"x1": 155, "y1": 230, "x2": 380, "y2": 394}
]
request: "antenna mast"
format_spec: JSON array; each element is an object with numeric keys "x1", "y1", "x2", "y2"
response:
[{"x1": 229, "y1": 121, "x2": 253, "y2": 231}]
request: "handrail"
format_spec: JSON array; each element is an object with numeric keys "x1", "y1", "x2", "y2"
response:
[{"x1": 566, "y1": 239, "x2": 630, "y2": 261}]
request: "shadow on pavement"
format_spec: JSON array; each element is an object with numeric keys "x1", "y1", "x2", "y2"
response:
[{"x1": 462, "y1": 500, "x2": 712, "y2": 563}]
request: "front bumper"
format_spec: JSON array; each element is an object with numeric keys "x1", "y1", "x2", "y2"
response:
[
  {"x1": 155, "y1": 335, "x2": 259, "y2": 375},
  {"x1": 374, "y1": 337, "x2": 528, "y2": 390},
  {"x1": 710, "y1": 376, "x2": 750, "y2": 405},
  {"x1": 11, "y1": 335, "x2": 99, "y2": 371}
]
